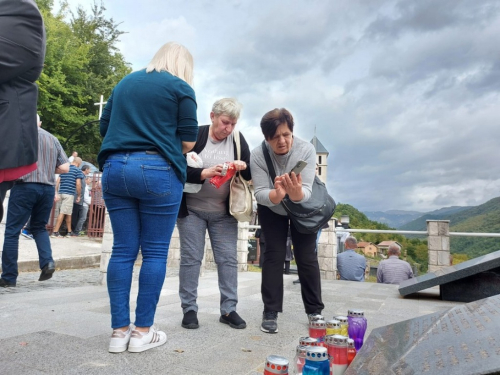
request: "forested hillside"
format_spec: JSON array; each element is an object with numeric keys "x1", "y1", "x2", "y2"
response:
[
  {"x1": 392, "y1": 198, "x2": 500, "y2": 258},
  {"x1": 449, "y1": 197, "x2": 500, "y2": 258}
]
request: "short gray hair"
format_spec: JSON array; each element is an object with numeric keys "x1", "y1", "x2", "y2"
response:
[
  {"x1": 146, "y1": 42, "x2": 194, "y2": 86},
  {"x1": 345, "y1": 236, "x2": 357, "y2": 248},
  {"x1": 212, "y1": 98, "x2": 243, "y2": 120},
  {"x1": 388, "y1": 244, "x2": 401, "y2": 255}
]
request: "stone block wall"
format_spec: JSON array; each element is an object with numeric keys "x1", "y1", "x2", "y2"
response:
[{"x1": 101, "y1": 216, "x2": 336, "y2": 283}]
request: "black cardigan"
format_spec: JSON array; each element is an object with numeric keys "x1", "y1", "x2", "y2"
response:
[{"x1": 177, "y1": 125, "x2": 252, "y2": 218}]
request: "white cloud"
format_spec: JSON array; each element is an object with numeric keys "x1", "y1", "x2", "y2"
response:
[{"x1": 56, "y1": 0, "x2": 500, "y2": 213}]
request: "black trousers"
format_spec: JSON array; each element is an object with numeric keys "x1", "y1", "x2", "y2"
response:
[
  {"x1": 71, "y1": 203, "x2": 83, "y2": 232},
  {"x1": 258, "y1": 204, "x2": 324, "y2": 314}
]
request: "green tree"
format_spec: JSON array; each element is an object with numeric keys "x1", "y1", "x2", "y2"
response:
[{"x1": 36, "y1": 0, "x2": 131, "y2": 164}]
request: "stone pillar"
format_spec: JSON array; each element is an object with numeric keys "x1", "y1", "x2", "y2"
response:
[
  {"x1": 427, "y1": 220, "x2": 450, "y2": 273},
  {"x1": 99, "y1": 210, "x2": 112, "y2": 285},
  {"x1": 168, "y1": 225, "x2": 181, "y2": 268},
  {"x1": 318, "y1": 219, "x2": 337, "y2": 280},
  {"x1": 237, "y1": 221, "x2": 249, "y2": 271}
]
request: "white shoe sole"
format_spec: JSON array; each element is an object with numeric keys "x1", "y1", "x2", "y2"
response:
[
  {"x1": 260, "y1": 325, "x2": 278, "y2": 333},
  {"x1": 108, "y1": 345, "x2": 128, "y2": 353},
  {"x1": 128, "y1": 332, "x2": 167, "y2": 353}
]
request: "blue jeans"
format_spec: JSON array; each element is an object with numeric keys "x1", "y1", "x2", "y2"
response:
[
  {"x1": 102, "y1": 152, "x2": 183, "y2": 329},
  {"x1": 2, "y1": 183, "x2": 55, "y2": 283}
]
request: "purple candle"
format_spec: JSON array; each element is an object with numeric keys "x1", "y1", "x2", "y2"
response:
[{"x1": 347, "y1": 309, "x2": 367, "y2": 351}]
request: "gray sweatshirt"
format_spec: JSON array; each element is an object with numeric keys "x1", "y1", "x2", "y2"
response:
[{"x1": 250, "y1": 136, "x2": 316, "y2": 216}]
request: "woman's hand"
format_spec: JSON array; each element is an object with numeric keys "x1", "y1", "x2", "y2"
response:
[
  {"x1": 280, "y1": 172, "x2": 304, "y2": 202},
  {"x1": 233, "y1": 160, "x2": 247, "y2": 171},
  {"x1": 269, "y1": 175, "x2": 287, "y2": 204},
  {"x1": 200, "y1": 164, "x2": 224, "y2": 180}
]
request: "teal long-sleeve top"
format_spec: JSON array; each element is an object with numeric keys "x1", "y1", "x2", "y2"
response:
[{"x1": 98, "y1": 69, "x2": 198, "y2": 183}]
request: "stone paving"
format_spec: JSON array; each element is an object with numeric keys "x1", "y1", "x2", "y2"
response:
[
  {"x1": 0, "y1": 265, "x2": 462, "y2": 375},
  {"x1": 0, "y1": 222, "x2": 464, "y2": 374}
]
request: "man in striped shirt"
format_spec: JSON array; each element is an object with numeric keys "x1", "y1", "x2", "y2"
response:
[
  {"x1": 1, "y1": 115, "x2": 69, "y2": 287},
  {"x1": 51, "y1": 157, "x2": 84, "y2": 237},
  {"x1": 377, "y1": 244, "x2": 414, "y2": 285}
]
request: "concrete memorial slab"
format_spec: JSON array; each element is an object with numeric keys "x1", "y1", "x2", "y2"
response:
[
  {"x1": 345, "y1": 294, "x2": 500, "y2": 375},
  {"x1": 399, "y1": 250, "x2": 500, "y2": 302}
]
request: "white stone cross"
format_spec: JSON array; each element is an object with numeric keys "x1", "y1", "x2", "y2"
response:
[{"x1": 94, "y1": 95, "x2": 107, "y2": 119}]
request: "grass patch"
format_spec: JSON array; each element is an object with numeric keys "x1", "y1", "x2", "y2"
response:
[{"x1": 247, "y1": 264, "x2": 262, "y2": 272}]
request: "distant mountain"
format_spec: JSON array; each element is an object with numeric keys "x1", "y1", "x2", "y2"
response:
[
  {"x1": 399, "y1": 206, "x2": 472, "y2": 231},
  {"x1": 364, "y1": 210, "x2": 424, "y2": 228},
  {"x1": 397, "y1": 198, "x2": 500, "y2": 258}
]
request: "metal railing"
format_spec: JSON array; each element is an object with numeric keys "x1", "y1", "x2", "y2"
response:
[
  {"x1": 341, "y1": 228, "x2": 500, "y2": 238},
  {"x1": 87, "y1": 173, "x2": 106, "y2": 238}
]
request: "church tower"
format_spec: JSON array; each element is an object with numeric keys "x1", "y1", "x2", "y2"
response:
[{"x1": 310, "y1": 136, "x2": 329, "y2": 184}]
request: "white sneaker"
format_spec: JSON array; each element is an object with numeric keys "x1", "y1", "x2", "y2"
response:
[
  {"x1": 108, "y1": 325, "x2": 132, "y2": 353},
  {"x1": 128, "y1": 325, "x2": 167, "y2": 353}
]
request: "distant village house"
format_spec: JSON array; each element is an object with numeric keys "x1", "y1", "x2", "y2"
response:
[{"x1": 357, "y1": 242, "x2": 378, "y2": 257}]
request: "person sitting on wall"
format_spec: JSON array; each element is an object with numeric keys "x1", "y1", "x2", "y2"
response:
[
  {"x1": 336, "y1": 236, "x2": 366, "y2": 281},
  {"x1": 377, "y1": 244, "x2": 414, "y2": 284}
]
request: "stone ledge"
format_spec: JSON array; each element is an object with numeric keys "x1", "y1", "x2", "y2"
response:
[{"x1": 13, "y1": 255, "x2": 101, "y2": 273}]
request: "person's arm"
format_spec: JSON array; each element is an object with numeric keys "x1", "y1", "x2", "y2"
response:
[
  {"x1": 237, "y1": 132, "x2": 252, "y2": 181},
  {"x1": 55, "y1": 163, "x2": 69, "y2": 174},
  {"x1": 408, "y1": 264, "x2": 414, "y2": 279},
  {"x1": 100, "y1": 92, "x2": 113, "y2": 137},
  {"x1": 54, "y1": 176, "x2": 61, "y2": 201},
  {"x1": 377, "y1": 263, "x2": 383, "y2": 283},
  {"x1": 83, "y1": 182, "x2": 91, "y2": 205},
  {"x1": 54, "y1": 137, "x2": 69, "y2": 174},
  {"x1": 75, "y1": 178, "x2": 81, "y2": 203},
  {"x1": 182, "y1": 141, "x2": 196, "y2": 154},
  {"x1": 177, "y1": 94, "x2": 198, "y2": 154}
]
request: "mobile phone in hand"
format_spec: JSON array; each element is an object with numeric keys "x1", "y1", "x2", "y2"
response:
[{"x1": 289, "y1": 160, "x2": 307, "y2": 176}]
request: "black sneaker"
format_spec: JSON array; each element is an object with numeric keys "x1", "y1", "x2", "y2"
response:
[
  {"x1": 181, "y1": 310, "x2": 199, "y2": 329},
  {"x1": 219, "y1": 311, "x2": 247, "y2": 329},
  {"x1": 261, "y1": 311, "x2": 278, "y2": 333},
  {"x1": 69, "y1": 232, "x2": 79, "y2": 237},
  {"x1": 0, "y1": 278, "x2": 16, "y2": 288},
  {"x1": 51, "y1": 232, "x2": 62, "y2": 238}
]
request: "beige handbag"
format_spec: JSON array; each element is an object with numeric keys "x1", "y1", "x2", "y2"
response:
[{"x1": 229, "y1": 130, "x2": 253, "y2": 222}]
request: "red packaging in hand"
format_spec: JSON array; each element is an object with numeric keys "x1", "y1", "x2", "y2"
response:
[{"x1": 210, "y1": 162, "x2": 236, "y2": 188}]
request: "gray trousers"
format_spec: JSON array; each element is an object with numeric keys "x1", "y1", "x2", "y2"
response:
[{"x1": 177, "y1": 209, "x2": 239, "y2": 315}]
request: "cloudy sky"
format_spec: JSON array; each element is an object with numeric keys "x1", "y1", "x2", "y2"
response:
[{"x1": 60, "y1": 0, "x2": 500, "y2": 213}]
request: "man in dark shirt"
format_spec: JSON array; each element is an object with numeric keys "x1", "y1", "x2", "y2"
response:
[{"x1": 1, "y1": 115, "x2": 69, "y2": 287}]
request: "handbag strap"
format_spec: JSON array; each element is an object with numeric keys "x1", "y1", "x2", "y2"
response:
[
  {"x1": 261, "y1": 141, "x2": 277, "y2": 182},
  {"x1": 234, "y1": 130, "x2": 241, "y2": 161}
]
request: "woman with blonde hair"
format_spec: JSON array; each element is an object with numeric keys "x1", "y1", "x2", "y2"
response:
[{"x1": 98, "y1": 42, "x2": 198, "y2": 353}]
